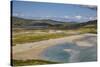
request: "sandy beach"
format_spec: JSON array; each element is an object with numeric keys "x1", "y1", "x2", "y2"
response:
[{"x1": 12, "y1": 33, "x2": 97, "y2": 60}]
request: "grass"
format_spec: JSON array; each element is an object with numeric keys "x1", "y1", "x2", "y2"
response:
[
  {"x1": 79, "y1": 28, "x2": 97, "y2": 34},
  {"x1": 79, "y1": 24, "x2": 97, "y2": 34},
  {"x1": 12, "y1": 28, "x2": 97, "y2": 46},
  {"x1": 11, "y1": 59, "x2": 59, "y2": 66},
  {"x1": 12, "y1": 32, "x2": 68, "y2": 46},
  {"x1": 12, "y1": 26, "x2": 97, "y2": 46}
]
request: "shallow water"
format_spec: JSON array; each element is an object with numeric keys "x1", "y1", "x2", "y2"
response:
[{"x1": 40, "y1": 42, "x2": 97, "y2": 63}]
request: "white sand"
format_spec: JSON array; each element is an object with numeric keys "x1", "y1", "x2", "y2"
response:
[{"x1": 12, "y1": 33, "x2": 97, "y2": 60}]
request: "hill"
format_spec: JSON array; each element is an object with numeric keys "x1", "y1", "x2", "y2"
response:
[
  {"x1": 65, "y1": 20, "x2": 97, "y2": 29},
  {"x1": 12, "y1": 16, "x2": 97, "y2": 31},
  {"x1": 12, "y1": 16, "x2": 75, "y2": 29}
]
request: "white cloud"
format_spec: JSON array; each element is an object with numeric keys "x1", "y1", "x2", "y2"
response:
[
  {"x1": 13, "y1": 13, "x2": 19, "y2": 16},
  {"x1": 89, "y1": 17, "x2": 93, "y2": 20},
  {"x1": 46, "y1": 16, "x2": 48, "y2": 17},
  {"x1": 75, "y1": 15, "x2": 82, "y2": 19},
  {"x1": 53, "y1": 16, "x2": 57, "y2": 17},
  {"x1": 20, "y1": 14, "x2": 25, "y2": 17},
  {"x1": 13, "y1": 13, "x2": 25, "y2": 17},
  {"x1": 89, "y1": 17, "x2": 97, "y2": 20},
  {"x1": 64, "y1": 16, "x2": 69, "y2": 18}
]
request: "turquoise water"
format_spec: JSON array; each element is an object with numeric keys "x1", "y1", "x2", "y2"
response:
[{"x1": 41, "y1": 42, "x2": 97, "y2": 63}]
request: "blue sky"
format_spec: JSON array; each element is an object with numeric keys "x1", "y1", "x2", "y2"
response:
[{"x1": 12, "y1": 1, "x2": 97, "y2": 22}]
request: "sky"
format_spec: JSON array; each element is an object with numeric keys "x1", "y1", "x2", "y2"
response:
[{"x1": 12, "y1": 1, "x2": 97, "y2": 22}]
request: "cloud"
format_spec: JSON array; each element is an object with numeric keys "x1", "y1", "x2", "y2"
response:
[
  {"x1": 20, "y1": 14, "x2": 25, "y2": 17},
  {"x1": 89, "y1": 17, "x2": 93, "y2": 20},
  {"x1": 75, "y1": 15, "x2": 82, "y2": 19},
  {"x1": 64, "y1": 16, "x2": 69, "y2": 18},
  {"x1": 13, "y1": 13, "x2": 19, "y2": 16},
  {"x1": 89, "y1": 16, "x2": 97, "y2": 20},
  {"x1": 13, "y1": 13, "x2": 25, "y2": 17}
]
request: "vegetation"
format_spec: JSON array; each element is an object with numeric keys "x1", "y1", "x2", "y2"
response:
[
  {"x1": 12, "y1": 16, "x2": 97, "y2": 30},
  {"x1": 12, "y1": 17, "x2": 97, "y2": 46},
  {"x1": 78, "y1": 21, "x2": 97, "y2": 34},
  {"x1": 12, "y1": 32, "x2": 69, "y2": 46},
  {"x1": 78, "y1": 27, "x2": 97, "y2": 34},
  {"x1": 11, "y1": 17, "x2": 97, "y2": 66},
  {"x1": 12, "y1": 16, "x2": 76, "y2": 29},
  {"x1": 11, "y1": 59, "x2": 58, "y2": 66}
]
